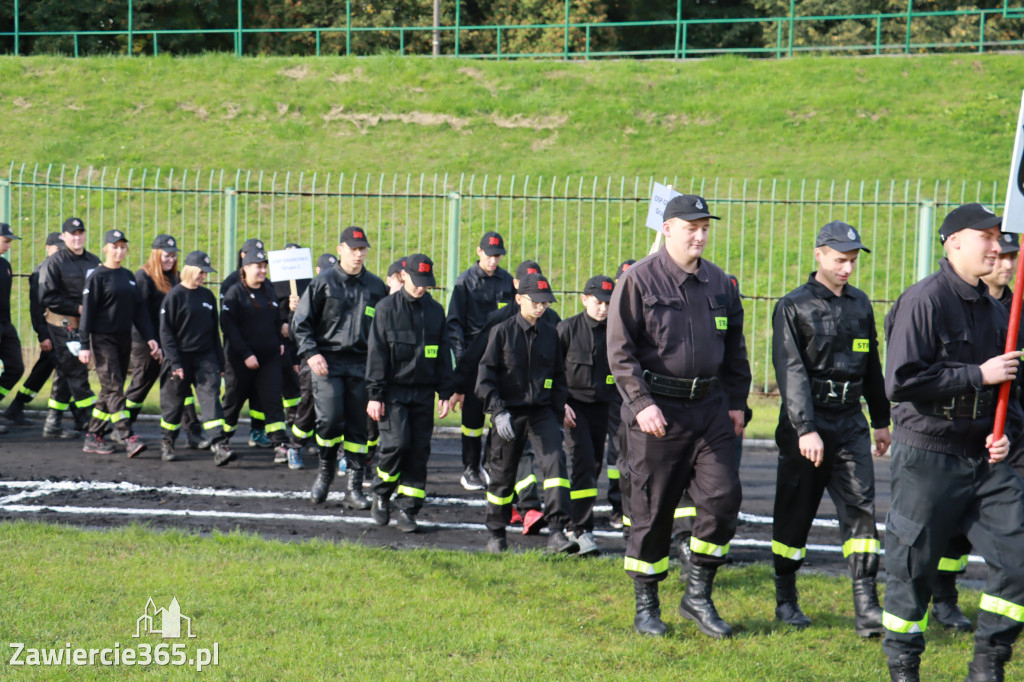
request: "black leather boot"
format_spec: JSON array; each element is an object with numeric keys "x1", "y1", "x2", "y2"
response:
[
  {"x1": 888, "y1": 654, "x2": 921, "y2": 682},
  {"x1": 964, "y1": 649, "x2": 1008, "y2": 682},
  {"x1": 42, "y1": 409, "x2": 75, "y2": 439},
  {"x1": 371, "y1": 493, "x2": 390, "y2": 526},
  {"x1": 341, "y1": 462, "x2": 371, "y2": 510},
  {"x1": 3, "y1": 394, "x2": 33, "y2": 425},
  {"x1": 310, "y1": 451, "x2": 337, "y2": 505},
  {"x1": 633, "y1": 582, "x2": 666, "y2": 636},
  {"x1": 774, "y1": 573, "x2": 811, "y2": 629},
  {"x1": 852, "y1": 577, "x2": 885, "y2": 637},
  {"x1": 932, "y1": 571, "x2": 972, "y2": 631},
  {"x1": 679, "y1": 564, "x2": 733, "y2": 638}
]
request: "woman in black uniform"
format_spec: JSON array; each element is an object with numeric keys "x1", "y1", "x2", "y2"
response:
[
  {"x1": 78, "y1": 229, "x2": 159, "y2": 457},
  {"x1": 221, "y1": 248, "x2": 299, "y2": 467},
  {"x1": 159, "y1": 251, "x2": 232, "y2": 465}
]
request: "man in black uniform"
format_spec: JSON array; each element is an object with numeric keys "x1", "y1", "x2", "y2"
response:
[
  {"x1": 293, "y1": 226, "x2": 387, "y2": 509},
  {"x1": 605, "y1": 259, "x2": 636, "y2": 530},
  {"x1": 608, "y1": 194, "x2": 750, "y2": 639},
  {"x1": 39, "y1": 217, "x2": 100, "y2": 438},
  {"x1": 0, "y1": 222, "x2": 25, "y2": 435},
  {"x1": 3, "y1": 232, "x2": 66, "y2": 430},
  {"x1": 447, "y1": 231, "x2": 516, "y2": 491},
  {"x1": 882, "y1": 203, "x2": 1024, "y2": 682},
  {"x1": 366, "y1": 254, "x2": 457, "y2": 533},
  {"x1": 476, "y1": 273, "x2": 577, "y2": 555},
  {"x1": 770, "y1": 221, "x2": 890, "y2": 636}
]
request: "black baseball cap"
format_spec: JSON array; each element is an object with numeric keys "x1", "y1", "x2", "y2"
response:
[
  {"x1": 240, "y1": 237, "x2": 264, "y2": 255},
  {"x1": 317, "y1": 253, "x2": 338, "y2": 271},
  {"x1": 815, "y1": 221, "x2": 870, "y2": 253},
  {"x1": 404, "y1": 253, "x2": 436, "y2": 287},
  {"x1": 387, "y1": 257, "x2": 407, "y2": 278},
  {"x1": 340, "y1": 226, "x2": 371, "y2": 248},
  {"x1": 45, "y1": 232, "x2": 62, "y2": 246},
  {"x1": 184, "y1": 250, "x2": 216, "y2": 273},
  {"x1": 515, "y1": 260, "x2": 542, "y2": 280},
  {"x1": 939, "y1": 203, "x2": 1002, "y2": 243},
  {"x1": 583, "y1": 275, "x2": 614, "y2": 302},
  {"x1": 479, "y1": 231, "x2": 506, "y2": 256},
  {"x1": 241, "y1": 249, "x2": 268, "y2": 266},
  {"x1": 517, "y1": 273, "x2": 556, "y2": 303},
  {"x1": 999, "y1": 232, "x2": 1020, "y2": 254},
  {"x1": 284, "y1": 242, "x2": 301, "y2": 249},
  {"x1": 663, "y1": 195, "x2": 720, "y2": 222},
  {"x1": 727, "y1": 273, "x2": 745, "y2": 298},
  {"x1": 615, "y1": 260, "x2": 636, "y2": 280},
  {"x1": 152, "y1": 234, "x2": 179, "y2": 253},
  {"x1": 0, "y1": 223, "x2": 20, "y2": 240},
  {"x1": 62, "y1": 217, "x2": 85, "y2": 233},
  {"x1": 103, "y1": 229, "x2": 128, "y2": 244}
]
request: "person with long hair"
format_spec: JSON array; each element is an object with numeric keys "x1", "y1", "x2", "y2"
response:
[
  {"x1": 159, "y1": 251, "x2": 232, "y2": 465},
  {"x1": 220, "y1": 248, "x2": 299, "y2": 467},
  {"x1": 78, "y1": 229, "x2": 160, "y2": 456},
  {"x1": 124, "y1": 234, "x2": 203, "y2": 446}
]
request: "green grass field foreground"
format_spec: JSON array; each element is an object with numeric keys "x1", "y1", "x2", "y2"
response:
[
  {"x1": 2, "y1": 53, "x2": 1022, "y2": 183},
  {"x1": 0, "y1": 521, "x2": 1009, "y2": 681}
]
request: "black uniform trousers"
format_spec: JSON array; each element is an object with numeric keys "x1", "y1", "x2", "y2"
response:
[
  {"x1": 10, "y1": 346, "x2": 53, "y2": 406},
  {"x1": 484, "y1": 406, "x2": 571, "y2": 535},
  {"x1": 291, "y1": 363, "x2": 316, "y2": 444},
  {"x1": 124, "y1": 342, "x2": 200, "y2": 433},
  {"x1": 311, "y1": 353, "x2": 369, "y2": 465},
  {"x1": 564, "y1": 398, "x2": 609, "y2": 533},
  {"x1": 223, "y1": 354, "x2": 288, "y2": 446},
  {"x1": 281, "y1": 361, "x2": 301, "y2": 423},
  {"x1": 373, "y1": 387, "x2": 435, "y2": 514},
  {"x1": 513, "y1": 442, "x2": 542, "y2": 513},
  {"x1": 0, "y1": 321, "x2": 24, "y2": 400},
  {"x1": 883, "y1": 442, "x2": 1024, "y2": 665},
  {"x1": 159, "y1": 350, "x2": 225, "y2": 445},
  {"x1": 773, "y1": 407, "x2": 880, "y2": 579},
  {"x1": 605, "y1": 393, "x2": 623, "y2": 516},
  {"x1": 47, "y1": 323, "x2": 96, "y2": 413},
  {"x1": 461, "y1": 391, "x2": 486, "y2": 471},
  {"x1": 625, "y1": 393, "x2": 740, "y2": 584},
  {"x1": 88, "y1": 333, "x2": 134, "y2": 438}
]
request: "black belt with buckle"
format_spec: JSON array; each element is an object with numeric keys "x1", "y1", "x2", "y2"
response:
[
  {"x1": 925, "y1": 390, "x2": 996, "y2": 420},
  {"x1": 810, "y1": 378, "x2": 863, "y2": 406},
  {"x1": 643, "y1": 370, "x2": 719, "y2": 400}
]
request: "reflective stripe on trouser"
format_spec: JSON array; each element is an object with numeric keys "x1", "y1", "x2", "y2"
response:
[
  {"x1": 938, "y1": 533, "x2": 972, "y2": 574},
  {"x1": 484, "y1": 407, "x2": 571, "y2": 534},
  {"x1": 222, "y1": 356, "x2": 288, "y2": 446},
  {"x1": 0, "y1": 321, "x2": 24, "y2": 395},
  {"x1": 882, "y1": 442, "x2": 1024, "y2": 665},
  {"x1": 564, "y1": 398, "x2": 608, "y2": 534},
  {"x1": 46, "y1": 324, "x2": 95, "y2": 410},
  {"x1": 937, "y1": 554, "x2": 969, "y2": 573},
  {"x1": 159, "y1": 349, "x2": 225, "y2": 445},
  {"x1": 773, "y1": 408, "x2": 879, "y2": 579},
  {"x1": 310, "y1": 354, "x2": 369, "y2": 465},
  {"x1": 371, "y1": 394, "x2": 434, "y2": 514},
  {"x1": 124, "y1": 342, "x2": 201, "y2": 434},
  {"x1": 625, "y1": 395, "x2": 739, "y2": 583},
  {"x1": 88, "y1": 333, "x2": 133, "y2": 438},
  {"x1": 460, "y1": 391, "x2": 486, "y2": 470}
]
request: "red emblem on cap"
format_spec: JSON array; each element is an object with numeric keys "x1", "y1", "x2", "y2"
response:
[
  {"x1": 527, "y1": 268, "x2": 539, "y2": 274},
  {"x1": 537, "y1": 280, "x2": 549, "y2": 290},
  {"x1": 353, "y1": 230, "x2": 364, "y2": 239},
  {"x1": 418, "y1": 263, "x2": 431, "y2": 273},
  {"x1": 622, "y1": 263, "x2": 631, "y2": 271},
  {"x1": 601, "y1": 281, "x2": 613, "y2": 290},
  {"x1": 489, "y1": 237, "x2": 500, "y2": 245}
]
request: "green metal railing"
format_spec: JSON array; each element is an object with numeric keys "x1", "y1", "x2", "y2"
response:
[
  {"x1": 1, "y1": 2, "x2": 1023, "y2": 58},
  {"x1": 1, "y1": 163, "x2": 1009, "y2": 393}
]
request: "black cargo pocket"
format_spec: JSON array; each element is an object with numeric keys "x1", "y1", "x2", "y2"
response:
[
  {"x1": 708, "y1": 296, "x2": 728, "y2": 337},
  {"x1": 388, "y1": 330, "x2": 417, "y2": 362},
  {"x1": 885, "y1": 509, "x2": 926, "y2": 582},
  {"x1": 938, "y1": 328, "x2": 971, "y2": 361}
]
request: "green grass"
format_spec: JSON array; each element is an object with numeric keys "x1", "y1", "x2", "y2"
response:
[
  {"x1": 0, "y1": 521, "x2": 1006, "y2": 681},
  {"x1": 1, "y1": 53, "x2": 1023, "y2": 182}
]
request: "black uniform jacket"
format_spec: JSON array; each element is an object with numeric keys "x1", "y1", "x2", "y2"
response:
[
  {"x1": 558, "y1": 311, "x2": 616, "y2": 405},
  {"x1": 134, "y1": 268, "x2": 179, "y2": 346},
  {"x1": 445, "y1": 263, "x2": 515, "y2": 360},
  {"x1": 772, "y1": 273, "x2": 890, "y2": 435},
  {"x1": 607, "y1": 247, "x2": 751, "y2": 419},
  {"x1": 365, "y1": 289, "x2": 455, "y2": 402},
  {"x1": 160, "y1": 284, "x2": 223, "y2": 373},
  {"x1": 79, "y1": 265, "x2": 155, "y2": 351},
  {"x1": 29, "y1": 263, "x2": 47, "y2": 343},
  {"x1": 39, "y1": 247, "x2": 101, "y2": 317},
  {"x1": 0, "y1": 258, "x2": 12, "y2": 326},
  {"x1": 884, "y1": 258, "x2": 1023, "y2": 458},
  {"x1": 452, "y1": 301, "x2": 560, "y2": 395},
  {"x1": 292, "y1": 265, "x2": 387, "y2": 361},
  {"x1": 220, "y1": 279, "x2": 283, "y2": 363},
  {"x1": 476, "y1": 313, "x2": 568, "y2": 417}
]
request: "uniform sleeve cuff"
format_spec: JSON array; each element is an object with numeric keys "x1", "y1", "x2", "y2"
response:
[
  {"x1": 794, "y1": 422, "x2": 815, "y2": 437},
  {"x1": 627, "y1": 394, "x2": 655, "y2": 418}
]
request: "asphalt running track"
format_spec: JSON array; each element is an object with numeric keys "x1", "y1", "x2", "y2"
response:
[{"x1": 0, "y1": 414, "x2": 988, "y2": 584}]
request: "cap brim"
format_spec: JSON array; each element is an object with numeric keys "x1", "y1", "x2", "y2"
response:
[
  {"x1": 590, "y1": 291, "x2": 612, "y2": 302},
  {"x1": 530, "y1": 291, "x2": 556, "y2": 303},
  {"x1": 1000, "y1": 243, "x2": 1020, "y2": 254},
  {"x1": 198, "y1": 265, "x2": 216, "y2": 273},
  {"x1": 5, "y1": 234, "x2": 21, "y2": 240},
  {"x1": 825, "y1": 240, "x2": 871, "y2": 253},
  {"x1": 968, "y1": 215, "x2": 1003, "y2": 232},
  {"x1": 667, "y1": 211, "x2": 720, "y2": 221},
  {"x1": 341, "y1": 238, "x2": 370, "y2": 248},
  {"x1": 161, "y1": 245, "x2": 180, "y2": 253},
  {"x1": 406, "y1": 273, "x2": 436, "y2": 287},
  {"x1": 481, "y1": 247, "x2": 506, "y2": 256}
]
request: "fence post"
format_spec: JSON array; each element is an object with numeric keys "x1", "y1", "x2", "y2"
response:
[
  {"x1": 564, "y1": 0, "x2": 570, "y2": 59},
  {"x1": 916, "y1": 199, "x2": 934, "y2": 281},
  {"x1": 14, "y1": 0, "x2": 20, "y2": 55},
  {"x1": 222, "y1": 188, "x2": 238, "y2": 280},
  {"x1": 128, "y1": 0, "x2": 133, "y2": 55},
  {"x1": 788, "y1": 0, "x2": 795, "y2": 57},
  {"x1": 0, "y1": 179, "x2": 11, "y2": 262},
  {"x1": 236, "y1": 0, "x2": 243, "y2": 56},
  {"x1": 446, "y1": 192, "x2": 461, "y2": 309}
]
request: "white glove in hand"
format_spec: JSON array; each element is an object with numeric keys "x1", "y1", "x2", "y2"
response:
[{"x1": 494, "y1": 411, "x2": 515, "y2": 442}]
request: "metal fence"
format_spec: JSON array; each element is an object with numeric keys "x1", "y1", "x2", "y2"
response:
[
  {"x1": 2, "y1": 2, "x2": 1024, "y2": 59},
  {"x1": 0, "y1": 163, "x2": 1008, "y2": 392}
]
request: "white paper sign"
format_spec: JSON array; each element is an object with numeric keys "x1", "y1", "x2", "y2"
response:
[
  {"x1": 645, "y1": 182, "x2": 682, "y2": 232},
  {"x1": 268, "y1": 247, "x2": 313, "y2": 282},
  {"x1": 1003, "y1": 90, "x2": 1024, "y2": 234}
]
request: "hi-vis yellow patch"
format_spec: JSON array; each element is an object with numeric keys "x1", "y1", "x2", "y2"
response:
[
  {"x1": 364, "y1": 306, "x2": 375, "y2": 318},
  {"x1": 424, "y1": 345, "x2": 438, "y2": 358},
  {"x1": 853, "y1": 339, "x2": 869, "y2": 352},
  {"x1": 544, "y1": 379, "x2": 553, "y2": 389},
  {"x1": 498, "y1": 302, "x2": 508, "y2": 309},
  {"x1": 715, "y1": 317, "x2": 728, "y2": 330},
  {"x1": 606, "y1": 375, "x2": 615, "y2": 385}
]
